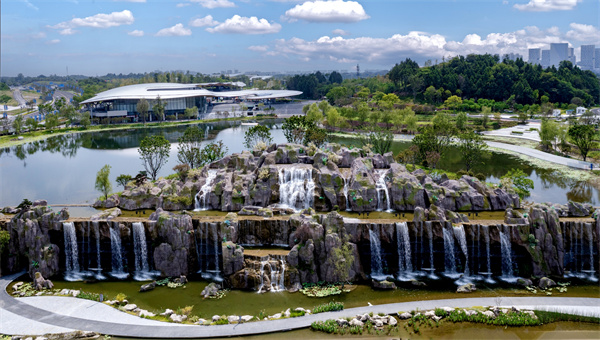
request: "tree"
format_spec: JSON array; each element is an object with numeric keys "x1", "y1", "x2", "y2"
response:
[
  {"x1": 45, "y1": 114, "x2": 59, "y2": 130},
  {"x1": 568, "y1": 124, "x2": 596, "y2": 161},
  {"x1": 455, "y1": 112, "x2": 467, "y2": 131},
  {"x1": 360, "y1": 125, "x2": 393, "y2": 155},
  {"x1": 283, "y1": 115, "x2": 310, "y2": 144},
  {"x1": 304, "y1": 127, "x2": 330, "y2": 148},
  {"x1": 177, "y1": 126, "x2": 204, "y2": 168},
  {"x1": 539, "y1": 118, "x2": 558, "y2": 151},
  {"x1": 306, "y1": 103, "x2": 324, "y2": 124},
  {"x1": 25, "y1": 117, "x2": 38, "y2": 131},
  {"x1": 152, "y1": 96, "x2": 166, "y2": 121},
  {"x1": 481, "y1": 106, "x2": 491, "y2": 128},
  {"x1": 80, "y1": 116, "x2": 91, "y2": 129},
  {"x1": 501, "y1": 169, "x2": 533, "y2": 200},
  {"x1": 138, "y1": 135, "x2": 171, "y2": 180},
  {"x1": 137, "y1": 98, "x2": 149, "y2": 123},
  {"x1": 244, "y1": 125, "x2": 272, "y2": 149},
  {"x1": 457, "y1": 131, "x2": 488, "y2": 171},
  {"x1": 0, "y1": 229, "x2": 9, "y2": 276},
  {"x1": 325, "y1": 108, "x2": 344, "y2": 130},
  {"x1": 200, "y1": 140, "x2": 228, "y2": 165},
  {"x1": 184, "y1": 106, "x2": 198, "y2": 120},
  {"x1": 424, "y1": 86, "x2": 438, "y2": 104},
  {"x1": 12, "y1": 114, "x2": 24, "y2": 134},
  {"x1": 326, "y1": 86, "x2": 348, "y2": 105},
  {"x1": 116, "y1": 174, "x2": 132, "y2": 188},
  {"x1": 328, "y1": 71, "x2": 343, "y2": 84},
  {"x1": 388, "y1": 58, "x2": 419, "y2": 90},
  {"x1": 444, "y1": 95, "x2": 462, "y2": 112},
  {"x1": 95, "y1": 164, "x2": 112, "y2": 200}
]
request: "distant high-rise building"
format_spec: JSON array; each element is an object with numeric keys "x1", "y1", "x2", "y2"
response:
[
  {"x1": 504, "y1": 53, "x2": 523, "y2": 61},
  {"x1": 596, "y1": 48, "x2": 600, "y2": 69},
  {"x1": 568, "y1": 47, "x2": 576, "y2": 64},
  {"x1": 550, "y1": 43, "x2": 568, "y2": 67},
  {"x1": 580, "y1": 45, "x2": 595, "y2": 69},
  {"x1": 529, "y1": 48, "x2": 541, "y2": 64},
  {"x1": 541, "y1": 50, "x2": 550, "y2": 68}
]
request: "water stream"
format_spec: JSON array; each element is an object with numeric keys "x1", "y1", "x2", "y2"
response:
[
  {"x1": 396, "y1": 222, "x2": 413, "y2": 280},
  {"x1": 375, "y1": 170, "x2": 391, "y2": 212},
  {"x1": 343, "y1": 175, "x2": 351, "y2": 211},
  {"x1": 109, "y1": 223, "x2": 128, "y2": 279},
  {"x1": 63, "y1": 222, "x2": 81, "y2": 281},
  {"x1": 132, "y1": 222, "x2": 155, "y2": 281},
  {"x1": 195, "y1": 170, "x2": 217, "y2": 211},
  {"x1": 499, "y1": 225, "x2": 518, "y2": 283},
  {"x1": 369, "y1": 228, "x2": 386, "y2": 281},
  {"x1": 278, "y1": 167, "x2": 315, "y2": 210},
  {"x1": 443, "y1": 224, "x2": 459, "y2": 279}
]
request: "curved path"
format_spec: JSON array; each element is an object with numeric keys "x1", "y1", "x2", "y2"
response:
[
  {"x1": 1, "y1": 272, "x2": 599, "y2": 338},
  {"x1": 393, "y1": 134, "x2": 594, "y2": 170}
]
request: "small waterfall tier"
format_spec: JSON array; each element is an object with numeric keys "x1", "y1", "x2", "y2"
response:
[
  {"x1": 195, "y1": 170, "x2": 217, "y2": 211},
  {"x1": 63, "y1": 222, "x2": 82, "y2": 281},
  {"x1": 443, "y1": 224, "x2": 459, "y2": 279},
  {"x1": 132, "y1": 222, "x2": 157, "y2": 281},
  {"x1": 278, "y1": 167, "x2": 315, "y2": 210},
  {"x1": 92, "y1": 222, "x2": 105, "y2": 280},
  {"x1": 422, "y1": 222, "x2": 438, "y2": 279},
  {"x1": 375, "y1": 170, "x2": 391, "y2": 212},
  {"x1": 369, "y1": 228, "x2": 387, "y2": 281},
  {"x1": 499, "y1": 225, "x2": 518, "y2": 283},
  {"x1": 453, "y1": 225, "x2": 470, "y2": 277},
  {"x1": 109, "y1": 223, "x2": 128, "y2": 279},
  {"x1": 196, "y1": 222, "x2": 223, "y2": 282},
  {"x1": 255, "y1": 255, "x2": 286, "y2": 293},
  {"x1": 565, "y1": 222, "x2": 597, "y2": 281},
  {"x1": 343, "y1": 175, "x2": 351, "y2": 211},
  {"x1": 396, "y1": 222, "x2": 413, "y2": 280}
]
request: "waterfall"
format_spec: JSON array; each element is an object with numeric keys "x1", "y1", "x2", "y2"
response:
[
  {"x1": 481, "y1": 225, "x2": 494, "y2": 283},
  {"x1": 133, "y1": 222, "x2": 154, "y2": 281},
  {"x1": 396, "y1": 222, "x2": 413, "y2": 280},
  {"x1": 369, "y1": 228, "x2": 386, "y2": 280},
  {"x1": 195, "y1": 170, "x2": 217, "y2": 211},
  {"x1": 92, "y1": 221, "x2": 105, "y2": 280},
  {"x1": 258, "y1": 257, "x2": 286, "y2": 293},
  {"x1": 278, "y1": 167, "x2": 315, "y2": 210},
  {"x1": 343, "y1": 175, "x2": 351, "y2": 211},
  {"x1": 499, "y1": 225, "x2": 517, "y2": 283},
  {"x1": 423, "y1": 222, "x2": 437, "y2": 278},
  {"x1": 109, "y1": 224, "x2": 128, "y2": 279},
  {"x1": 201, "y1": 223, "x2": 222, "y2": 281},
  {"x1": 375, "y1": 170, "x2": 391, "y2": 211},
  {"x1": 443, "y1": 224, "x2": 459, "y2": 278},
  {"x1": 453, "y1": 225, "x2": 470, "y2": 276},
  {"x1": 584, "y1": 223, "x2": 598, "y2": 281},
  {"x1": 63, "y1": 222, "x2": 81, "y2": 281}
]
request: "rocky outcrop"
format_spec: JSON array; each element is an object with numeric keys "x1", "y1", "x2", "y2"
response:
[
  {"x1": 109, "y1": 143, "x2": 519, "y2": 212},
  {"x1": 148, "y1": 209, "x2": 193, "y2": 277}
]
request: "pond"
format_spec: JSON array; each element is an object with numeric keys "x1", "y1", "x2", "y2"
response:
[{"x1": 1, "y1": 120, "x2": 597, "y2": 208}]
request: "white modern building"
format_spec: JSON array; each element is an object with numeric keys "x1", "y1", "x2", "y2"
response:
[
  {"x1": 528, "y1": 48, "x2": 541, "y2": 65},
  {"x1": 580, "y1": 45, "x2": 596, "y2": 69},
  {"x1": 550, "y1": 43, "x2": 568, "y2": 67},
  {"x1": 80, "y1": 82, "x2": 302, "y2": 120}
]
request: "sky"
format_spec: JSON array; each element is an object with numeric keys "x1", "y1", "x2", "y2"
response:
[{"x1": 1, "y1": 0, "x2": 599, "y2": 77}]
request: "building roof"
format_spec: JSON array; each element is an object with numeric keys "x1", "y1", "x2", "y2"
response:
[{"x1": 80, "y1": 83, "x2": 302, "y2": 105}]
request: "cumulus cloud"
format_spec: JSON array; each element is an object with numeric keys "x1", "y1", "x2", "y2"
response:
[
  {"x1": 566, "y1": 23, "x2": 600, "y2": 44},
  {"x1": 207, "y1": 15, "x2": 281, "y2": 34},
  {"x1": 263, "y1": 24, "x2": 592, "y2": 66},
  {"x1": 59, "y1": 28, "x2": 77, "y2": 35},
  {"x1": 332, "y1": 28, "x2": 350, "y2": 36},
  {"x1": 514, "y1": 0, "x2": 580, "y2": 12},
  {"x1": 248, "y1": 45, "x2": 269, "y2": 51},
  {"x1": 189, "y1": 0, "x2": 235, "y2": 8},
  {"x1": 156, "y1": 23, "x2": 192, "y2": 36},
  {"x1": 50, "y1": 10, "x2": 134, "y2": 32},
  {"x1": 128, "y1": 29, "x2": 144, "y2": 36},
  {"x1": 285, "y1": 0, "x2": 369, "y2": 23},
  {"x1": 189, "y1": 15, "x2": 219, "y2": 27}
]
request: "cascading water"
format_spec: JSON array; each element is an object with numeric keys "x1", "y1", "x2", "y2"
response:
[
  {"x1": 396, "y1": 222, "x2": 413, "y2": 280},
  {"x1": 257, "y1": 257, "x2": 286, "y2": 293},
  {"x1": 92, "y1": 221, "x2": 105, "y2": 280},
  {"x1": 63, "y1": 222, "x2": 81, "y2": 281},
  {"x1": 369, "y1": 228, "x2": 386, "y2": 280},
  {"x1": 423, "y1": 221, "x2": 437, "y2": 279},
  {"x1": 481, "y1": 225, "x2": 494, "y2": 283},
  {"x1": 453, "y1": 225, "x2": 470, "y2": 277},
  {"x1": 584, "y1": 223, "x2": 598, "y2": 282},
  {"x1": 375, "y1": 170, "x2": 391, "y2": 211},
  {"x1": 499, "y1": 225, "x2": 518, "y2": 283},
  {"x1": 109, "y1": 223, "x2": 128, "y2": 279},
  {"x1": 278, "y1": 167, "x2": 315, "y2": 210},
  {"x1": 133, "y1": 222, "x2": 155, "y2": 281},
  {"x1": 443, "y1": 224, "x2": 459, "y2": 278},
  {"x1": 201, "y1": 223, "x2": 222, "y2": 281},
  {"x1": 195, "y1": 170, "x2": 217, "y2": 211},
  {"x1": 343, "y1": 175, "x2": 351, "y2": 211}
]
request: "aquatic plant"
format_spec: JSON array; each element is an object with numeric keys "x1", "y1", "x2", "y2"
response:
[{"x1": 313, "y1": 301, "x2": 344, "y2": 314}]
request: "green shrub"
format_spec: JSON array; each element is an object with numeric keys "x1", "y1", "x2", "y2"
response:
[
  {"x1": 115, "y1": 293, "x2": 127, "y2": 302},
  {"x1": 76, "y1": 291, "x2": 101, "y2": 302},
  {"x1": 313, "y1": 301, "x2": 344, "y2": 314},
  {"x1": 289, "y1": 310, "x2": 306, "y2": 318},
  {"x1": 214, "y1": 318, "x2": 229, "y2": 325}
]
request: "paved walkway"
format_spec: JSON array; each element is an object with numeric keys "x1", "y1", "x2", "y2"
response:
[
  {"x1": 393, "y1": 133, "x2": 594, "y2": 170},
  {"x1": 1, "y1": 272, "x2": 600, "y2": 338}
]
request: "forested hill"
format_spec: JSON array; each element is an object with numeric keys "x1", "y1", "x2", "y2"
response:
[{"x1": 288, "y1": 54, "x2": 600, "y2": 106}]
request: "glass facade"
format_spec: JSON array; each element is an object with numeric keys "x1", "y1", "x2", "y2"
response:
[{"x1": 111, "y1": 96, "x2": 206, "y2": 115}]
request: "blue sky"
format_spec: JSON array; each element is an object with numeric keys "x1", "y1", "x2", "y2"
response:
[{"x1": 1, "y1": 0, "x2": 599, "y2": 76}]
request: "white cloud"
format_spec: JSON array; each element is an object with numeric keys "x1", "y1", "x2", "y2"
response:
[
  {"x1": 176, "y1": 3, "x2": 190, "y2": 7},
  {"x1": 156, "y1": 23, "x2": 192, "y2": 36},
  {"x1": 566, "y1": 23, "x2": 600, "y2": 44},
  {"x1": 114, "y1": 0, "x2": 146, "y2": 2},
  {"x1": 189, "y1": 0, "x2": 235, "y2": 8},
  {"x1": 128, "y1": 29, "x2": 145, "y2": 36},
  {"x1": 514, "y1": 0, "x2": 580, "y2": 12},
  {"x1": 265, "y1": 25, "x2": 587, "y2": 65},
  {"x1": 189, "y1": 15, "x2": 219, "y2": 27},
  {"x1": 20, "y1": 0, "x2": 38, "y2": 11},
  {"x1": 332, "y1": 28, "x2": 350, "y2": 36},
  {"x1": 285, "y1": 0, "x2": 369, "y2": 23},
  {"x1": 248, "y1": 45, "x2": 269, "y2": 51},
  {"x1": 46, "y1": 39, "x2": 60, "y2": 44},
  {"x1": 207, "y1": 15, "x2": 281, "y2": 34},
  {"x1": 50, "y1": 10, "x2": 134, "y2": 32},
  {"x1": 60, "y1": 28, "x2": 77, "y2": 35}
]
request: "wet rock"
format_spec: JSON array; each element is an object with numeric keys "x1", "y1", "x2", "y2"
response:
[
  {"x1": 456, "y1": 283, "x2": 476, "y2": 293},
  {"x1": 372, "y1": 280, "x2": 396, "y2": 290},
  {"x1": 538, "y1": 277, "x2": 556, "y2": 289},
  {"x1": 91, "y1": 207, "x2": 121, "y2": 221},
  {"x1": 139, "y1": 282, "x2": 156, "y2": 292},
  {"x1": 567, "y1": 201, "x2": 592, "y2": 217},
  {"x1": 201, "y1": 282, "x2": 221, "y2": 298},
  {"x1": 123, "y1": 304, "x2": 138, "y2": 312},
  {"x1": 33, "y1": 272, "x2": 53, "y2": 290},
  {"x1": 516, "y1": 278, "x2": 533, "y2": 287}
]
